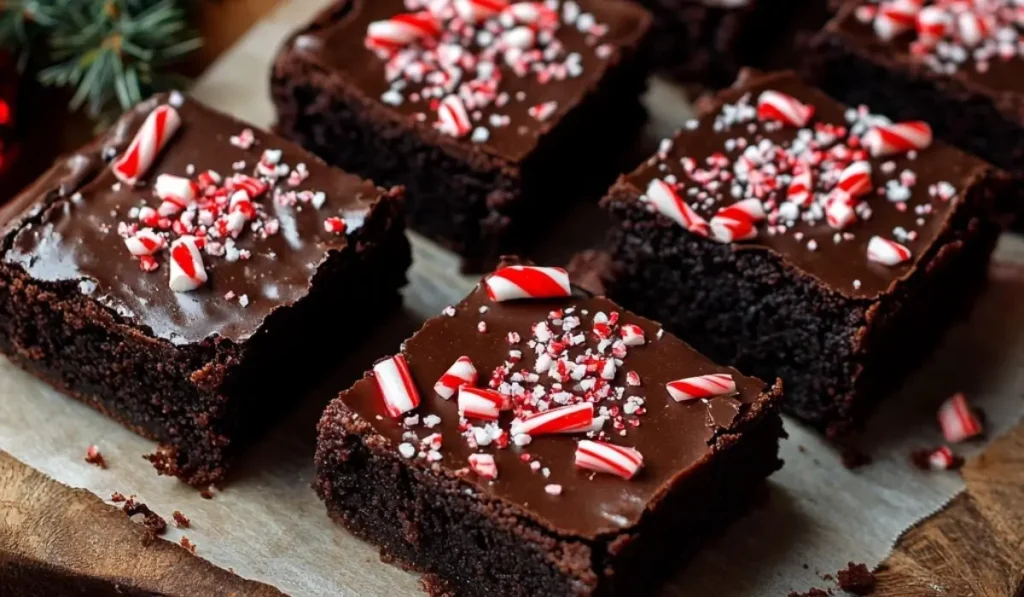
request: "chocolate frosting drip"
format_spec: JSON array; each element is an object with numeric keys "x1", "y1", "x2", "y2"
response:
[
  {"x1": 340, "y1": 284, "x2": 770, "y2": 538},
  {"x1": 624, "y1": 71, "x2": 989, "y2": 299},
  {"x1": 288, "y1": 0, "x2": 649, "y2": 163},
  {"x1": 2, "y1": 95, "x2": 385, "y2": 345}
]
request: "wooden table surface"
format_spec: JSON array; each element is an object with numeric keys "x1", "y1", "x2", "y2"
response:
[{"x1": 1, "y1": 1, "x2": 1022, "y2": 595}]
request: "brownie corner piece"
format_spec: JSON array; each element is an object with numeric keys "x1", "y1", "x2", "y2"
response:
[
  {"x1": 600, "y1": 70, "x2": 1010, "y2": 435},
  {"x1": 270, "y1": 0, "x2": 652, "y2": 271},
  {"x1": 806, "y1": 0, "x2": 1024, "y2": 180},
  {"x1": 0, "y1": 94, "x2": 411, "y2": 485},
  {"x1": 314, "y1": 261, "x2": 784, "y2": 596}
]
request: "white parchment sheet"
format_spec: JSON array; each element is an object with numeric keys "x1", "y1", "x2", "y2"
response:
[{"x1": 3, "y1": 1, "x2": 1024, "y2": 594}]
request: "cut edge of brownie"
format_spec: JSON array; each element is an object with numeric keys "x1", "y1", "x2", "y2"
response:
[
  {"x1": 805, "y1": 2, "x2": 1024, "y2": 179},
  {"x1": 599, "y1": 153, "x2": 1009, "y2": 434},
  {"x1": 313, "y1": 302, "x2": 785, "y2": 595},
  {"x1": 270, "y1": 0, "x2": 652, "y2": 271},
  {"x1": 0, "y1": 114, "x2": 413, "y2": 486}
]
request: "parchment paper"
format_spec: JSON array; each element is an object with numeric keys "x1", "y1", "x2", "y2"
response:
[{"x1": 3, "y1": 1, "x2": 1024, "y2": 594}]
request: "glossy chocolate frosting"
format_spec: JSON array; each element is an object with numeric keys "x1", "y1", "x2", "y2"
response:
[
  {"x1": 1, "y1": 95, "x2": 387, "y2": 345},
  {"x1": 339, "y1": 282, "x2": 774, "y2": 538},
  {"x1": 623, "y1": 71, "x2": 990, "y2": 299},
  {"x1": 286, "y1": 0, "x2": 650, "y2": 163},
  {"x1": 830, "y1": 1, "x2": 1024, "y2": 96}
]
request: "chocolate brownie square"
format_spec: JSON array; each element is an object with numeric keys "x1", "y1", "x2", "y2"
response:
[
  {"x1": 315, "y1": 259, "x2": 784, "y2": 596},
  {"x1": 808, "y1": 0, "x2": 1024, "y2": 179},
  {"x1": 0, "y1": 93, "x2": 411, "y2": 485},
  {"x1": 597, "y1": 70, "x2": 1014, "y2": 435},
  {"x1": 271, "y1": 0, "x2": 651, "y2": 271}
]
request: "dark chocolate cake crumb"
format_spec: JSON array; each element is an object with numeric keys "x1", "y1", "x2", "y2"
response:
[
  {"x1": 789, "y1": 589, "x2": 832, "y2": 597},
  {"x1": 836, "y1": 562, "x2": 876, "y2": 595},
  {"x1": 179, "y1": 536, "x2": 197, "y2": 554},
  {"x1": 122, "y1": 498, "x2": 166, "y2": 535},
  {"x1": 172, "y1": 510, "x2": 190, "y2": 528},
  {"x1": 199, "y1": 487, "x2": 215, "y2": 500},
  {"x1": 84, "y1": 445, "x2": 106, "y2": 468}
]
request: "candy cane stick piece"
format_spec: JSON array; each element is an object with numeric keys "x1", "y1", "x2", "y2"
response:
[
  {"x1": 938, "y1": 392, "x2": 983, "y2": 443},
  {"x1": 168, "y1": 236, "x2": 208, "y2": 292},
  {"x1": 510, "y1": 402, "x2": 594, "y2": 437},
  {"x1": 434, "y1": 356, "x2": 478, "y2": 399},
  {"x1": 666, "y1": 373, "x2": 737, "y2": 402},
  {"x1": 373, "y1": 354, "x2": 421, "y2": 418},
  {"x1": 575, "y1": 440, "x2": 643, "y2": 479},
  {"x1": 458, "y1": 386, "x2": 505, "y2": 420},
  {"x1": 111, "y1": 104, "x2": 182, "y2": 186},
  {"x1": 485, "y1": 266, "x2": 571, "y2": 302}
]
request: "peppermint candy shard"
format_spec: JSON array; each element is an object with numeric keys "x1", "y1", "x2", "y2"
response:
[
  {"x1": 373, "y1": 354, "x2": 421, "y2": 418},
  {"x1": 124, "y1": 228, "x2": 164, "y2": 257},
  {"x1": 863, "y1": 121, "x2": 932, "y2": 157},
  {"x1": 756, "y1": 90, "x2": 815, "y2": 128},
  {"x1": 454, "y1": 0, "x2": 509, "y2": 22},
  {"x1": 437, "y1": 95, "x2": 472, "y2": 138},
  {"x1": 927, "y1": 446, "x2": 957, "y2": 470},
  {"x1": 645, "y1": 178, "x2": 709, "y2": 237},
  {"x1": 619, "y1": 324, "x2": 645, "y2": 347},
  {"x1": 709, "y1": 198, "x2": 764, "y2": 243},
  {"x1": 468, "y1": 453, "x2": 498, "y2": 479},
  {"x1": 458, "y1": 386, "x2": 504, "y2": 420},
  {"x1": 365, "y1": 11, "x2": 440, "y2": 55},
  {"x1": 434, "y1": 356, "x2": 478, "y2": 399},
  {"x1": 666, "y1": 373, "x2": 737, "y2": 402},
  {"x1": 575, "y1": 440, "x2": 643, "y2": 479},
  {"x1": 937, "y1": 392, "x2": 983, "y2": 444},
  {"x1": 510, "y1": 402, "x2": 594, "y2": 437},
  {"x1": 874, "y1": 0, "x2": 919, "y2": 41},
  {"x1": 485, "y1": 265, "x2": 571, "y2": 302},
  {"x1": 111, "y1": 104, "x2": 182, "y2": 186},
  {"x1": 168, "y1": 236, "x2": 208, "y2": 292},
  {"x1": 835, "y1": 161, "x2": 873, "y2": 199},
  {"x1": 866, "y1": 236, "x2": 912, "y2": 266}
]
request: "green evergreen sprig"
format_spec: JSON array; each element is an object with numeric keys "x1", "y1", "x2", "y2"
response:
[{"x1": 0, "y1": 0, "x2": 201, "y2": 123}]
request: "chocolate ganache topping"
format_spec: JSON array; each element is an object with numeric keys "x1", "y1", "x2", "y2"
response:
[
  {"x1": 623, "y1": 71, "x2": 991, "y2": 298},
  {"x1": 2, "y1": 93, "x2": 387, "y2": 345},
  {"x1": 339, "y1": 265, "x2": 775, "y2": 537},
  {"x1": 288, "y1": 0, "x2": 650, "y2": 163}
]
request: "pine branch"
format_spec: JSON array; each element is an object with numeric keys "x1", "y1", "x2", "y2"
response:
[{"x1": 1, "y1": 0, "x2": 201, "y2": 123}]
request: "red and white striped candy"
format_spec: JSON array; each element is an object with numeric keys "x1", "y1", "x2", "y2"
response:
[
  {"x1": 709, "y1": 199, "x2": 765, "y2": 243},
  {"x1": 468, "y1": 453, "x2": 498, "y2": 479},
  {"x1": 835, "y1": 161, "x2": 873, "y2": 199},
  {"x1": 863, "y1": 121, "x2": 932, "y2": 157},
  {"x1": 437, "y1": 95, "x2": 472, "y2": 138},
  {"x1": 454, "y1": 0, "x2": 508, "y2": 22},
  {"x1": 927, "y1": 446, "x2": 957, "y2": 470},
  {"x1": 226, "y1": 174, "x2": 268, "y2": 199},
  {"x1": 168, "y1": 236, "x2": 208, "y2": 292},
  {"x1": 787, "y1": 169, "x2": 814, "y2": 208},
  {"x1": 867, "y1": 235, "x2": 912, "y2": 266},
  {"x1": 956, "y1": 11, "x2": 989, "y2": 47},
  {"x1": 366, "y1": 12, "x2": 440, "y2": 55},
  {"x1": 873, "y1": 0, "x2": 919, "y2": 40},
  {"x1": 154, "y1": 174, "x2": 198, "y2": 216},
  {"x1": 575, "y1": 440, "x2": 643, "y2": 479},
  {"x1": 666, "y1": 373, "x2": 737, "y2": 402},
  {"x1": 485, "y1": 265, "x2": 571, "y2": 302},
  {"x1": 916, "y1": 6, "x2": 951, "y2": 43},
  {"x1": 756, "y1": 90, "x2": 815, "y2": 128},
  {"x1": 373, "y1": 354, "x2": 421, "y2": 418},
  {"x1": 458, "y1": 386, "x2": 505, "y2": 420},
  {"x1": 938, "y1": 392, "x2": 983, "y2": 443},
  {"x1": 645, "y1": 178, "x2": 709, "y2": 237},
  {"x1": 504, "y1": 2, "x2": 558, "y2": 28},
  {"x1": 323, "y1": 217, "x2": 347, "y2": 234},
  {"x1": 111, "y1": 104, "x2": 181, "y2": 186},
  {"x1": 434, "y1": 356, "x2": 478, "y2": 399},
  {"x1": 619, "y1": 324, "x2": 645, "y2": 347},
  {"x1": 124, "y1": 228, "x2": 164, "y2": 256},
  {"x1": 511, "y1": 402, "x2": 593, "y2": 437},
  {"x1": 826, "y1": 199, "x2": 857, "y2": 230}
]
